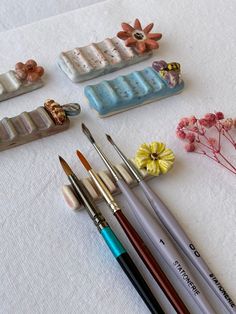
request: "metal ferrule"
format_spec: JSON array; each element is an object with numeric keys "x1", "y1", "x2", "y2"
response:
[
  {"x1": 93, "y1": 212, "x2": 108, "y2": 231},
  {"x1": 108, "y1": 200, "x2": 121, "y2": 213},
  {"x1": 89, "y1": 169, "x2": 120, "y2": 213},
  {"x1": 112, "y1": 142, "x2": 143, "y2": 182},
  {"x1": 69, "y1": 174, "x2": 108, "y2": 231},
  {"x1": 93, "y1": 143, "x2": 121, "y2": 181}
]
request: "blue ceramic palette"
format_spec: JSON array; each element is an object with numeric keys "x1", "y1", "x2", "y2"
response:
[{"x1": 84, "y1": 63, "x2": 184, "y2": 117}]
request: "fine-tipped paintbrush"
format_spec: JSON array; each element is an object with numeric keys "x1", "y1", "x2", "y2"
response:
[
  {"x1": 105, "y1": 134, "x2": 236, "y2": 314},
  {"x1": 58, "y1": 156, "x2": 164, "y2": 314},
  {"x1": 80, "y1": 125, "x2": 215, "y2": 314},
  {"x1": 76, "y1": 149, "x2": 190, "y2": 314}
]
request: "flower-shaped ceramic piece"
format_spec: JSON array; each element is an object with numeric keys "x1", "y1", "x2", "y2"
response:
[
  {"x1": 15, "y1": 59, "x2": 44, "y2": 82},
  {"x1": 117, "y1": 18, "x2": 162, "y2": 54},
  {"x1": 135, "y1": 142, "x2": 175, "y2": 176}
]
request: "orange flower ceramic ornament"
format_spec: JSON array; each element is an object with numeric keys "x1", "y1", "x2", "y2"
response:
[{"x1": 117, "y1": 18, "x2": 162, "y2": 53}]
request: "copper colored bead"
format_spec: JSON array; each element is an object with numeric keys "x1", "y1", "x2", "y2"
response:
[
  {"x1": 35, "y1": 66, "x2": 44, "y2": 77},
  {"x1": 27, "y1": 72, "x2": 39, "y2": 82},
  {"x1": 44, "y1": 99, "x2": 66, "y2": 125},
  {"x1": 44, "y1": 99, "x2": 55, "y2": 106},
  {"x1": 25, "y1": 59, "x2": 37, "y2": 71},
  {"x1": 15, "y1": 69, "x2": 27, "y2": 80},
  {"x1": 15, "y1": 62, "x2": 25, "y2": 70}
]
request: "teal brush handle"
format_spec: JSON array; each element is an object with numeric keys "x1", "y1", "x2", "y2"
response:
[
  {"x1": 100, "y1": 226, "x2": 164, "y2": 314},
  {"x1": 100, "y1": 226, "x2": 126, "y2": 258}
]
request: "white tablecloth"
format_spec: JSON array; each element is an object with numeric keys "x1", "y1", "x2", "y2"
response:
[
  {"x1": 0, "y1": 0, "x2": 235, "y2": 313},
  {"x1": 0, "y1": 0, "x2": 103, "y2": 32}
]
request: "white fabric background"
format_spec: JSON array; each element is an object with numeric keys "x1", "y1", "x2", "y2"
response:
[
  {"x1": 0, "y1": 0, "x2": 103, "y2": 32},
  {"x1": 0, "y1": 0, "x2": 235, "y2": 313}
]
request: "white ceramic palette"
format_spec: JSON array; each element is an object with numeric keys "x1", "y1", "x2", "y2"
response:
[{"x1": 0, "y1": 70, "x2": 43, "y2": 102}]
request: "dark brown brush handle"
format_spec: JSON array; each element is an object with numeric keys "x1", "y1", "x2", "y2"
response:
[{"x1": 114, "y1": 210, "x2": 190, "y2": 314}]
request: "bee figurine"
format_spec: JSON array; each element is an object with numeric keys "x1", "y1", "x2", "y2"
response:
[
  {"x1": 152, "y1": 60, "x2": 182, "y2": 88},
  {"x1": 167, "y1": 62, "x2": 181, "y2": 72}
]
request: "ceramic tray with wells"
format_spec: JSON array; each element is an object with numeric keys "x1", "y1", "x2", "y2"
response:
[
  {"x1": 0, "y1": 107, "x2": 69, "y2": 151},
  {"x1": 0, "y1": 60, "x2": 44, "y2": 102},
  {"x1": 58, "y1": 37, "x2": 152, "y2": 83},
  {"x1": 0, "y1": 70, "x2": 43, "y2": 102},
  {"x1": 84, "y1": 63, "x2": 184, "y2": 117}
]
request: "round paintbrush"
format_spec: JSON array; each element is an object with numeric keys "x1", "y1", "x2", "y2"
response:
[
  {"x1": 76, "y1": 148, "x2": 190, "y2": 314},
  {"x1": 105, "y1": 134, "x2": 236, "y2": 314},
  {"x1": 59, "y1": 156, "x2": 164, "y2": 314}
]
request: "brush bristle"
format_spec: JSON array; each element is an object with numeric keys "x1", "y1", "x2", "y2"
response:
[
  {"x1": 81, "y1": 123, "x2": 95, "y2": 143},
  {"x1": 105, "y1": 134, "x2": 114, "y2": 144},
  {"x1": 59, "y1": 155, "x2": 73, "y2": 176},
  {"x1": 76, "y1": 150, "x2": 92, "y2": 171}
]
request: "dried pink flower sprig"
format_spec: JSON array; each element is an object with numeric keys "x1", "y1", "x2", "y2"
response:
[{"x1": 176, "y1": 112, "x2": 236, "y2": 174}]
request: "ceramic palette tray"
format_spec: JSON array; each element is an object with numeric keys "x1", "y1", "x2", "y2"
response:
[
  {"x1": 0, "y1": 71, "x2": 43, "y2": 102},
  {"x1": 85, "y1": 61, "x2": 184, "y2": 117},
  {"x1": 0, "y1": 107, "x2": 69, "y2": 152},
  {"x1": 58, "y1": 37, "x2": 152, "y2": 83},
  {"x1": 0, "y1": 100, "x2": 81, "y2": 152},
  {"x1": 0, "y1": 60, "x2": 44, "y2": 102}
]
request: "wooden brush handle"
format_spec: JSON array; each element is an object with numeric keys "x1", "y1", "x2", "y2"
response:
[{"x1": 114, "y1": 210, "x2": 190, "y2": 314}]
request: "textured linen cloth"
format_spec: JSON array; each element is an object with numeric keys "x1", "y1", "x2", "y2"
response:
[
  {"x1": 0, "y1": 0, "x2": 235, "y2": 313},
  {"x1": 0, "y1": 0, "x2": 103, "y2": 32}
]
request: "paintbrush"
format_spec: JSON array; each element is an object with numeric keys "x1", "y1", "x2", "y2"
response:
[
  {"x1": 58, "y1": 156, "x2": 164, "y2": 314},
  {"x1": 105, "y1": 134, "x2": 236, "y2": 314},
  {"x1": 76, "y1": 148, "x2": 190, "y2": 314},
  {"x1": 80, "y1": 125, "x2": 215, "y2": 314}
]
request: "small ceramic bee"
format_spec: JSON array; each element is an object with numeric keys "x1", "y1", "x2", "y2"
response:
[
  {"x1": 153, "y1": 60, "x2": 180, "y2": 72},
  {"x1": 152, "y1": 60, "x2": 182, "y2": 88},
  {"x1": 157, "y1": 61, "x2": 181, "y2": 76},
  {"x1": 167, "y1": 62, "x2": 180, "y2": 71}
]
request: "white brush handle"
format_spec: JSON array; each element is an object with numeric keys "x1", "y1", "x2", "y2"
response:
[
  {"x1": 117, "y1": 178, "x2": 216, "y2": 314},
  {"x1": 139, "y1": 180, "x2": 236, "y2": 313}
]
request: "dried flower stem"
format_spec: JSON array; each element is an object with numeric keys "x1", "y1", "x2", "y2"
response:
[
  {"x1": 223, "y1": 130, "x2": 236, "y2": 147},
  {"x1": 193, "y1": 150, "x2": 236, "y2": 174}
]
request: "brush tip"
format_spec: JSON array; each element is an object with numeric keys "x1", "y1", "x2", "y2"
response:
[
  {"x1": 76, "y1": 150, "x2": 92, "y2": 171},
  {"x1": 58, "y1": 155, "x2": 64, "y2": 163},
  {"x1": 81, "y1": 123, "x2": 95, "y2": 143},
  {"x1": 81, "y1": 123, "x2": 88, "y2": 134},
  {"x1": 105, "y1": 134, "x2": 113, "y2": 144},
  {"x1": 58, "y1": 155, "x2": 73, "y2": 176}
]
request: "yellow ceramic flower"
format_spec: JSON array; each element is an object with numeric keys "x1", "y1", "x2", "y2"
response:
[{"x1": 135, "y1": 142, "x2": 175, "y2": 176}]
